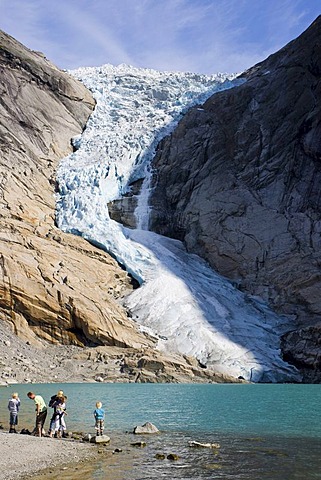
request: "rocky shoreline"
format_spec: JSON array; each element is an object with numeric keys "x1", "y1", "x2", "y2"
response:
[
  {"x1": 0, "y1": 321, "x2": 244, "y2": 385},
  {"x1": 0, "y1": 422, "x2": 186, "y2": 480},
  {"x1": 0, "y1": 431, "x2": 97, "y2": 480}
]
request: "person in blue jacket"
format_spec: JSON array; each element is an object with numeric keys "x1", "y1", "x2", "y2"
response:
[
  {"x1": 93, "y1": 401, "x2": 105, "y2": 436},
  {"x1": 8, "y1": 392, "x2": 20, "y2": 433}
]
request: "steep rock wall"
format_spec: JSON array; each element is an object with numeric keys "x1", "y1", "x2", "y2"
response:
[
  {"x1": 0, "y1": 30, "x2": 151, "y2": 349},
  {"x1": 148, "y1": 17, "x2": 321, "y2": 375}
]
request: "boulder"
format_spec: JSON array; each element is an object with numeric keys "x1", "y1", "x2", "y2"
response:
[
  {"x1": 133, "y1": 422, "x2": 159, "y2": 434},
  {"x1": 90, "y1": 435, "x2": 110, "y2": 444}
]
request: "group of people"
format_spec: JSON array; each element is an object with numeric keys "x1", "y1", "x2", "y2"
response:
[{"x1": 7, "y1": 391, "x2": 106, "y2": 438}]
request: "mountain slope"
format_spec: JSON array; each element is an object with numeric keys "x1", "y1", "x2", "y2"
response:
[
  {"x1": 0, "y1": 32, "x2": 244, "y2": 384},
  {"x1": 0, "y1": 30, "x2": 149, "y2": 349},
  {"x1": 148, "y1": 16, "x2": 321, "y2": 379},
  {"x1": 54, "y1": 65, "x2": 300, "y2": 382}
]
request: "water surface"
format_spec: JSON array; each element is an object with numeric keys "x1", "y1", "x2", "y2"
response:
[{"x1": 1, "y1": 383, "x2": 320, "y2": 479}]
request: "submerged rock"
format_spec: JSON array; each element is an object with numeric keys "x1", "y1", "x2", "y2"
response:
[
  {"x1": 167, "y1": 453, "x2": 180, "y2": 461},
  {"x1": 189, "y1": 441, "x2": 220, "y2": 449},
  {"x1": 131, "y1": 441, "x2": 147, "y2": 448},
  {"x1": 155, "y1": 453, "x2": 166, "y2": 460}
]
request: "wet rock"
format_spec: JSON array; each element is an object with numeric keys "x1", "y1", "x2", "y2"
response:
[
  {"x1": 133, "y1": 422, "x2": 160, "y2": 434},
  {"x1": 189, "y1": 440, "x2": 220, "y2": 448},
  {"x1": 205, "y1": 463, "x2": 222, "y2": 470},
  {"x1": 155, "y1": 453, "x2": 166, "y2": 460},
  {"x1": 108, "y1": 196, "x2": 138, "y2": 228},
  {"x1": 131, "y1": 441, "x2": 147, "y2": 448},
  {"x1": 113, "y1": 448, "x2": 122, "y2": 453},
  {"x1": 90, "y1": 435, "x2": 110, "y2": 444},
  {"x1": 167, "y1": 453, "x2": 179, "y2": 461}
]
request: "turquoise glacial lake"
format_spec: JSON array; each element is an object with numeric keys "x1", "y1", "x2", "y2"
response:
[{"x1": 1, "y1": 383, "x2": 321, "y2": 479}]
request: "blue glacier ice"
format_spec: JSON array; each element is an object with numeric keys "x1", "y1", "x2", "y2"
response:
[{"x1": 56, "y1": 64, "x2": 300, "y2": 382}]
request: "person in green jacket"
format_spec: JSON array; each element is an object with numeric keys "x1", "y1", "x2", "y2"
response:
[{"x1": 27, "y1": 392, "x2": 47, "y2": 437}]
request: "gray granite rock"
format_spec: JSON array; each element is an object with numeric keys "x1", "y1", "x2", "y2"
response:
[
  {"x1": 148, "y1": 17, "x2": 321, "y2": 379},
  {"x1": 133, "y1": 422, "x2": 159, "y2": 434},
  {"x1": 90, "y1": 435, "x2": 110, "y2": 444}
]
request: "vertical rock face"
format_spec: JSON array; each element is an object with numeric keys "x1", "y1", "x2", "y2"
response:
[
  {"x1": 148, "y1": 17, "x2": 321, "y2": 375},
  {"x1": 0, "y1": 30, "x2": 150, "y2": 348}
]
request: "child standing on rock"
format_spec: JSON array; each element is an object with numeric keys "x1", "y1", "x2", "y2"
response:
[
  {"x1": 93, "y1": 401, "x2": 105, "y2": 436},
  {"x1": 8, "y1": 392, "x2": 20, "y2": 433}
]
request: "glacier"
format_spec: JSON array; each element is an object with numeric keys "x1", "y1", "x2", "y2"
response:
[{"x1": 56, "y1": 63, "x2": 300, "y2": 383}]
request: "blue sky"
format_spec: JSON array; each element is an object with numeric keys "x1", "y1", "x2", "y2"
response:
[{"x1": 0, "y1": 0, "x2": 320, "y2": 74}]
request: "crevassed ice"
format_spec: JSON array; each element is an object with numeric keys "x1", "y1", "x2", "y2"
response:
[{"x1": 56, "y1": 63, "x2": 300, "y2": 382}]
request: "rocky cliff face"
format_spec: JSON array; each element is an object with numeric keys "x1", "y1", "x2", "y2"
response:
[
  {"x1": 0, "y1": 31, "x2": 241, "y2": 384},
  {"x1": 0, "y1": 30, "x2": 151, "y2": 349},
  {"x1": 148, "y1": 17, "x2": 321, "y2": 379}
]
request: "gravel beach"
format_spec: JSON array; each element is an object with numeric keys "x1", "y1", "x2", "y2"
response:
[{"x1": 0, "y1": 432, "x2": 96, "y2": 480}]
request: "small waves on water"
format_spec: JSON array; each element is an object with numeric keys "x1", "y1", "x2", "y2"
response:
[
  {"x1": 1, "y1": 383, "x2": 321, "y2": 480},
  {"x1": 31, "y1": 431, "x2": 321, "y2": 480}
]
